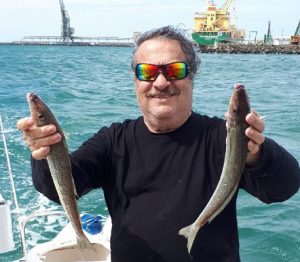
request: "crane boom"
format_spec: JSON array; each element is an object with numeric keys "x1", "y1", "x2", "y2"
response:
[
  {"x1": 223, "y1": 0, "x2": 233, "y2": 11},
  {"x1": 58, "y1": 0, "x2": 74, "y2": 42},
  {"x1": 294, "y1": 19, "x2": 300, "y2": 36},
  {"x1": 59, "y1": 0, "x2": 65, "y2": 10}
]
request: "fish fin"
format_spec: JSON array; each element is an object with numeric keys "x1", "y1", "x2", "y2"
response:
[
  {"x1": 178, "y1": 224, "x2": 200, "y2": 253},
  {"x1": 70, "y1": 176, "x2": 79, "y2": 198},
  {"x1": 77, "y1": 234, "x2": 95, "y2": 251},
  {"x1": 208, "y1": 183, "x2": 239, "y2": 224}
]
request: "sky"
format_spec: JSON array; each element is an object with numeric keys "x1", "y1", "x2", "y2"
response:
[{"x1": 0, "y1": 0, "x2": 299, "y2": 42}]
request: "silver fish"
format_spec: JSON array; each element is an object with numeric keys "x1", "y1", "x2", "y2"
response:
[
  {"x1": 179, "y1": 83, "x2": 250, "y2": 253},
  {"x1": 27, "y1": 93, "x2": 93, "y2": 250}
]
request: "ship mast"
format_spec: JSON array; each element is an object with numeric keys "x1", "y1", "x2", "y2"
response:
[
  {"x1": 59, "y1": 0, "x2": 74, "y2": 42},
  {"x1": 222, "y1": 0, "x2": 233, "y2": 11}
]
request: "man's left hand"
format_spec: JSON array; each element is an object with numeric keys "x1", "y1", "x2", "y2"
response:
[{"x1": 245, "y1": 110, "x2": 265, "y2": 166}]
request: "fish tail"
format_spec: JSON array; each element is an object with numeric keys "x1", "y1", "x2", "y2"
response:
[
  {"x1": 77, "y1": 234, "x2": 94, "y2": 251},
  {"x1": 77, "y1": 235, "x2": 97, "y2": 261},
  {"x1": 178, "y1": 224, "x2": 200, "y2": 253}
]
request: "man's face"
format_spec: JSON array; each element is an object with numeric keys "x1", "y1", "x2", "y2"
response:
[{"x1": 134, "y1": 38, "x2": 193, "y2": 131}]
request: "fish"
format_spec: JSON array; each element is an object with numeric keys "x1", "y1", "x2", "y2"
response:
[
  {"x1": 178, "y1": 83, "x2": 250, "y2": 253},
  {"x1": 27, "y1": 92, "x2": 93, "y2": 250}
]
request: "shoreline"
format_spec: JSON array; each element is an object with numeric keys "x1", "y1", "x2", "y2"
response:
[{"x1": 1, "y1": 41, "x2": 300, "y2": 54}]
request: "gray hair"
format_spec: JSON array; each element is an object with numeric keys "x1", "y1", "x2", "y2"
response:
[{"x1": 131, "y1": 26, "x2": 200, "y2": 79}]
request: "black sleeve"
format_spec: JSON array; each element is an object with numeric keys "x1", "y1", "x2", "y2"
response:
[
  {"x1": 240, "y1": 137, "x2": 300, "y2": 203},
  {"x1": 31, "y1": 157, "x2": 60, "y2": 203},
  {"x1": 31, "y1": 126, "x2": 112, "y2": 203}
]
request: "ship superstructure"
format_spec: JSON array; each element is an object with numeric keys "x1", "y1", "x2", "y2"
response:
[{"x1": 192, "y1": 0, "x2": 245, "y2": 46}]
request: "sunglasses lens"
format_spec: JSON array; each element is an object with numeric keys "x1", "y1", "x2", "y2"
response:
[
  {"x1": 165, "y1": 62, "x2": 188, "y2": 80},
  {"x1": 136, "y1": 64, "x2": 159, "y2": 81},
  {"x1": 135, "y1": 62, "x2": 189, "y2": 81}
]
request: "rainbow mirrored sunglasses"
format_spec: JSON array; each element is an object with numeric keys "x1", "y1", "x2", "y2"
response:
[{"x1": 135, "y1": 61, "x2": 189, "y2": 82}]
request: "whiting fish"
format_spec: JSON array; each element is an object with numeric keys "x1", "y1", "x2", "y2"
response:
[
  {"x1": 27, "y1": 93, "x2": 93, "y2": 250},
  {"x1": 179, "y1": 83, "x2": 250, "y2": 253}
]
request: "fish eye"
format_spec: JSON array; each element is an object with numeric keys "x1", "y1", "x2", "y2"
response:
[{"x1": 38, "y1": 114, "x2": 45, "y2": 122}]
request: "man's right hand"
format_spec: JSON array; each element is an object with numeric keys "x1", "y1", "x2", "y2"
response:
[{"x1": 16, "y1": 117, "x2": 62, "y2": 160}]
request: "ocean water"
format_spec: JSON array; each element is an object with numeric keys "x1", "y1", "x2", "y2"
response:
[{"x1": 0, "y1": 45, "x2": 299, "y2": 261}]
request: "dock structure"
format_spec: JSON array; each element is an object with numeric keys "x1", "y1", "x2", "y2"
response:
[
  {"x1": 0, "y1": 0, "x2": 135, "y2": 47},
  {"x1": 0, "y1": 36, "x2": 134, "y2": 47}
]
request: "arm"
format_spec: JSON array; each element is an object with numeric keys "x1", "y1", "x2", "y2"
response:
[
  {"x1": 224, "y1": 110, "x2": 300, "y2": 203},
  {"x1": 240, "y1": 137, "x2": 300, "y2": 203},
  {"x1": 30, "y1": 128, "x2": 110, "y2": 203},
  {"x1": 17, "y1": 117, "x2": 111, "y2": 203}
]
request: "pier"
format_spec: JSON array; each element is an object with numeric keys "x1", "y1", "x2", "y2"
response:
[{"x1": 0, "y1": 36, "x2": 134, "y2": 47}]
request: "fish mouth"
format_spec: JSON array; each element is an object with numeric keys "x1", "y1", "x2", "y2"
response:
[
  {"x1": 27, "y1": 92, "x2": 39, "y2": 103},
  {"x1": 234, "y1": 83, "x2": 245, "y2": 90},
  {"x1": 26, "y1": 92, "x2": 45, "y2": 114},
  {"x1": 27, "y1": 92, "x2": 43, "y2": 107},
  {"x1": 227, "y1": 83, "x2": 250, "y2": 129}
]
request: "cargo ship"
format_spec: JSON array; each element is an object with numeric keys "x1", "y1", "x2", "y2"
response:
[{"x1": 192, "y1": 0, "x2": 245, "y2": 46}]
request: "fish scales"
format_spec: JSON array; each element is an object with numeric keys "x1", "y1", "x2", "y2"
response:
[
  {"x1": 179, "y1": 83, "x2": 250, "y2": 253},
  {"x1": 27, "y1": 93, "x2": 93, "y2": 250}
]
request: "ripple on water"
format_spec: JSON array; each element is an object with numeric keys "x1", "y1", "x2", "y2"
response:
[{"x1": 0, "y1": 47, "x2": 299, "y2": 261}]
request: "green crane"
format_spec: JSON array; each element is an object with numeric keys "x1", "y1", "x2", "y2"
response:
[{"x1": 264, "y1": 21, "x2": 273, "y2": 44}]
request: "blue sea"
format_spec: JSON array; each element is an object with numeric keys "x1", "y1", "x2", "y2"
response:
[{"x1": 0, "y1": 45, "x2": 299, "y2": 261}]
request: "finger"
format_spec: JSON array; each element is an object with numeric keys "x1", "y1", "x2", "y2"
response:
[
  {"x1": 16, "y1": 117, "x2": 34, "y2": 131},
  {"x1": 27, "y1": 133, "x2": 62, "y2": 151},
  {"x1": 245, "y1": 126, "x2": 265, "y2": 146},
  {"x1": 24, "y1": 124, "x2": 57, "y2": 141},
  {"x1": 32, "y1": 146, "x2": 51, "y2": 160},
  {"x1": 246, "y1": 111, "x2": 265, "y2": 133},
  {"x1": 224, "y1": 112, "x2": 229, "y2": 119},
  {"x1": 247, "y1": 140, "x2": 261, "y2": 155}
]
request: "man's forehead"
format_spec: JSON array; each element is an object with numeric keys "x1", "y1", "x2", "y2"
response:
[
  {"x1": 135, "y1": 38, "x2": 185, "y2": 63},
  {"x1": 138, "y1": 38, "x2": 181, "y2": 49}
]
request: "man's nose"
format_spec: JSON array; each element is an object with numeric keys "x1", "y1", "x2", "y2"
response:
[{"x1": 153, "y1": 72, "x2": 169, "y2": 89}]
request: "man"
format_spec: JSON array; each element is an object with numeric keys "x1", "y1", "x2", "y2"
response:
[{"x1": 17, "y1": 26, "x2": 300, "y2": 261}]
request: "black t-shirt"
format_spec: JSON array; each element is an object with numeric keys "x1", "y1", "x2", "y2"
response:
[{"x1": 31, "y1": 112, "x2": 300, "y2": 262}]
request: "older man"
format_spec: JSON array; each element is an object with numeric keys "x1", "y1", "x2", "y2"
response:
[{"x1": 17, "y1": 26, "x2": 300, "y2": 262}]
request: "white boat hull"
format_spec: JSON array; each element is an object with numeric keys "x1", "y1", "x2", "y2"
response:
[{"x1": 21, "y1": 215, "x2": 111, "y2": 262}]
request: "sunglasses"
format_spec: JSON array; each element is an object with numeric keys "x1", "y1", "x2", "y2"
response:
[{"x1": 135, "y1": 61, "x2": 189, "y2": 82}]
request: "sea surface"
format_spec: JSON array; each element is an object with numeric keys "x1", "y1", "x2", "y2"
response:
[{"x1": 0, "y1": 45, "x2": 299, "y2": 261}]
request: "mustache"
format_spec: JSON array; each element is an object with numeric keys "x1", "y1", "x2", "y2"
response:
[{"x1": 146, "y1": 87, "x2": 181, "y2": 98}]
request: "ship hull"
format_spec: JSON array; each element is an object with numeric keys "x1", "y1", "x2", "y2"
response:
[{"x1": 192, "y1": 32, "x2": 232, "y2": 46}]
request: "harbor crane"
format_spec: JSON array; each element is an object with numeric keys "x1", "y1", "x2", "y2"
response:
[
  {"x1": 264, "y1": 21, "x2": 273, "y2": 44},
  {"x1": 59, "y1": 0, "x2": 74, "y2": 42},
  {"x1": 291, "y1": 19, "x2": 300, "y2": 45},
  {"x1": 222, "y1": 0, "x2": 233, "y2": 11}
]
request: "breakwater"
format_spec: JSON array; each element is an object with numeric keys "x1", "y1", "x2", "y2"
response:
[
  {"x1": 1, "y1": 41, "x2": 300, "y2": 54},
  {"x1": 199, "y1": 43, "x2": 300, "y2": 54}
]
